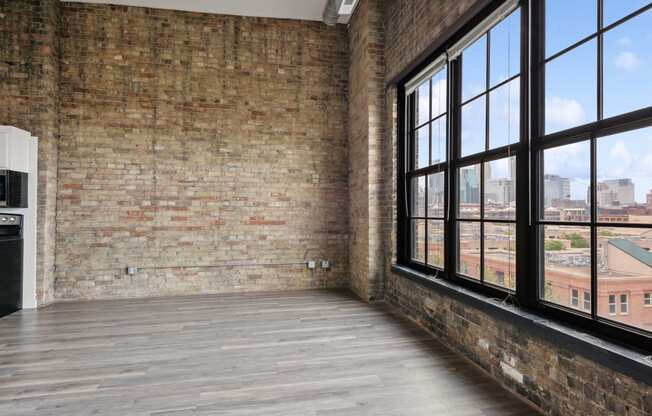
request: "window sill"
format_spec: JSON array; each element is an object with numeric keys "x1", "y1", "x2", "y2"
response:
[{"x1": 390, "y1": 264, "x2": 652, "y2": 385}]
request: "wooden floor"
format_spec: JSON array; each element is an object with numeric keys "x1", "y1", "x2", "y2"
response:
[{"x1": 0, "y1": 290, "x2": 541, "y2": 416}]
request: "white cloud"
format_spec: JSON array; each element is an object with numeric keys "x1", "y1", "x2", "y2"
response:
[
  {"x1": 546, "y1": 96, "x2": 586, "y2": 128},
  {"x1": 617, "y1": 36, "x2": 632, "y2": 48},
  {"x1": 608, "y1": 140, "x2": 633, "y2": 176},
  {"x1": 545, "y1": 141, "x2": 590, "y2": 180},
  {"x1": 615, "y1": 51, "x2": 641, "y2": 71}
]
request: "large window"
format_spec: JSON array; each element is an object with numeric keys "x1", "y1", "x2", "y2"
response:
[
  {"x1": 535, "y1": 0, "x2": 652, "y2": 340},
  {"x1": 399, "y1": 0, "x2": 652, "y2": 350},
  {"x1": 405, "y1": 60, "x2": 448, "y2": 270}
]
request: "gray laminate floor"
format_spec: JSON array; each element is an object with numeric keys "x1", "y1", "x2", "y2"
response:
[{"x1": 0, "y1": 290, "x2": 541, "y2": 415}]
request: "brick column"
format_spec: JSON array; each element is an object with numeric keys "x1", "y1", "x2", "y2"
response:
[{"x1": 0, "y1": 0, "x2": 60, "y2": 305}]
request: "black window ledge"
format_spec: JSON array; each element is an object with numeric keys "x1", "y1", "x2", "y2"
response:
[{"x1": 391, "y1": 264, "x2": 652, "y2": 385}]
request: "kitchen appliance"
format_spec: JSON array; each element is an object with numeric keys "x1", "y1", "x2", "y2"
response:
[
  {"x1": 0, "y1": 213, "x2": 23, "y2": 317},
  {"x1": 0, "y1": 170, "x2": 28, "y2": 208}
]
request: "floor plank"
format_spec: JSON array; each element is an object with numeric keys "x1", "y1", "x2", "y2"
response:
[{"x1": 0, "y1": 290, "x2": 541, "y2": 415}]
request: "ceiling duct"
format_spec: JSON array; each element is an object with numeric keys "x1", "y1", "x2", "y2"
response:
[
  {"x1": 323, "y1": 0, "x2": 360, "y2": 26},
  {"x1": 322, "y1": 0, "x2": 343, "y2": 25}
]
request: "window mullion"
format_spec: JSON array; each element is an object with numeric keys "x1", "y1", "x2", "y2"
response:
[
  {"x1": 517, "y1": 0, "x2": 535, "y2": 307},
  {"x1": 590, "y1": 134, "x2": 598, "y2": 319},
  {"x1": 448, "y1": 59, "x2": 462, "y2": 279},
  {"x1": 597, "y1": 0, "x2": 604, "y2": 122}
]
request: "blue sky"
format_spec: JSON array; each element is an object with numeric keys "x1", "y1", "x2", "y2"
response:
[
  {"x1": 544, "y1": 1, "x2": 652, "y2": 203},
  {"x1": 416, "y1": 2, "x2": 652, "y2": 203}
]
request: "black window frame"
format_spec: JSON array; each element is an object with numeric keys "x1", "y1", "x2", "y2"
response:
[{"x1": 397, "y1": 0, "x2": 652, "y2": 352}]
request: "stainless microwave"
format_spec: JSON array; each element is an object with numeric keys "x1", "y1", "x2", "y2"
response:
[{"x1": 0, "y1": 170, "x2": 28, "y2": 208}]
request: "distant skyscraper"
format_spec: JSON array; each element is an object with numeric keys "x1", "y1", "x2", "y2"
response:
[
  {"x1": 485, "y1": 179, "x2": 514, "y2": 205},
  {"x1": 460, "y1": 165, "x2": 480, "y2": 204},
  {"x1": 596, "y1": 179, "x2": 635, "y2": 207},
  {"x1": 544, "y1": 174, "x2": 570, "y2": 208}
]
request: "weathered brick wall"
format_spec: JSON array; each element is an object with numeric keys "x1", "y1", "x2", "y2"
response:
[
  {"x1": 384, "y1": 0, "x2": 488, "y2": 83},
  {"x1": 55, "y1": 3, "x2": 350, "y2": 300},
  {"x1": 0, "y1": 0, "x2": 60, "y2": 305},
  {"x1": 348, "y1": 0, "x2": 385, "y2": 301},
  {"x1": 385, "y1": 276, "x2": 652, "y2": 416}
]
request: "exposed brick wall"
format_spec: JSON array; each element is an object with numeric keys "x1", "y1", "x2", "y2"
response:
[
  {"x1": 347, "y1": 0, "x2": 385, "y2": 302},
  {"x1": 383, "y1": 0, "x2": 489, "y2": 83},
  {"x1": 385, "y1": 276, "x2": 652, "y2": 416},
  {"x1": 0, "y1": 0, "x2": 60, "y2": 305},
  {"x1": 360, "y1": 0, "x2": 652, "y2": 414},
  {"x1": 54, "y1": 3, "x2": 350, "y2": 300}
]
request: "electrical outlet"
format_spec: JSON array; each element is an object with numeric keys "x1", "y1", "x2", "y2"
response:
[
  {"x1": 307, "y1": 260, "x2": 316, "y2": 270},
  {"x1": 126, "y1": 266, "x2": 138, "y2": 275},
  {"x1": 321, "y1": 260, "x2": 330, "y2": 269}
]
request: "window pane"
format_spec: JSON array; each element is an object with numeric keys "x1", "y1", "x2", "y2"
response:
[
  {"x1": 484, "y1": 222, "x2": 516, "y2": 290},
  {"x1": 542, "y1": 225, "x2": 592, "y2": 311},
  {"x1": 571, "y1": 288, "x2": 580, "y2": 307},
  {"x1": 431, "y1": 116, "x2": 447, "y2": 165},
  {"x1": 484, "y1": 156, "x2": 516, "y2": 220},
  {"x1": 597, "y1": 127, "x2": 652, "y2": 224},
  {"x1": 583, "y1": 291, "x2": 591, "y2": 311},
  {"x1": 411, "y1": 176, "x2": 426, "y2": 217},
  {"x1": 489, "y1": 78, "x2": 520, "y2": 149},
  {"x1": 545, "y1": 0, "x2": 597, "y2": 58},
  {"x1": 490, "y1": 8, "x2": 521, "y2": 87},
  {"x1": 461, "y1": 96, "x2": 486, "y2": 157},
  {"x1": 604, "y1": 9, "x2": 652, "y2": 119},
  {"x1": 597, "y1": 227, "x2": 652, "y2": 332},
  {"x1": 609, "y1": 294, "x2": 617, "y2": 314},
  {"x1": 416, "y1": 80, "x2": 430, "y2": 126},
  {"x1": 543, "y1": 141, "x2": 591, "y2": 221},
  {"x1": 545, "y1": 40, "x2": 597, "y2": 134},
  {"x1": 458, "y1": 221, "x2": 481, "y2": 279},
  {"x1": 427, "y1": 172, "x2": 445, "y2": 218},
  {"x1": 604, "y1": 0, "x2": 650, "y2": 26},
  {"x1": 462, "y1": 35, "x2": 487, "y2": 102},
  {"x1": 432, "y1": 68, "x2": 447, "y2": 119},
  {"x1": 621, "y1": 294, "x2": 629, "y2": 313},
  {"x1": 411, "y1": 219, "x2": 426, "y2": 263},
  {"x1": 415, "y1": 125, "x2": 429, "y2": 169},
  {"x1": 459, "y1": 164, "x2": 481, "y2": 219},
  {"x1": 427, "y1": 220, "x2": 445, "y2": 269}
]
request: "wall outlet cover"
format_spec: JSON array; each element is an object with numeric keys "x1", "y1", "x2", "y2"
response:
[
  {"x1": 321, "y1": 260, "x2": 330, "y2": 269},
  {"x1": 307, "y1": 260, "x2": 316, "y2": 269}
]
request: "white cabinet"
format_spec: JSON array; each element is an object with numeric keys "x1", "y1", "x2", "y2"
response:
[{"x1": 0, "y1": 127, "x2": 30, "y2": 172}]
